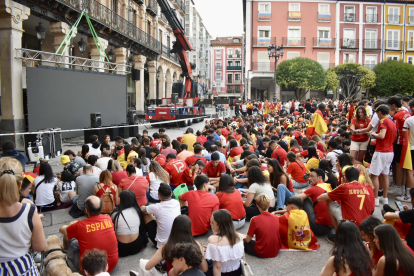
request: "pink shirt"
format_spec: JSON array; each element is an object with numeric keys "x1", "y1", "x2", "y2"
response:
[{"x1": 176, "y1": 150, "x2": 194, "y2": 161}]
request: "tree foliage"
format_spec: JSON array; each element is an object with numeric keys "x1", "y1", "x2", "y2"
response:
[
  {"x1": 326, "y1": 70, "x2": 339, "y2": 91},
  {"x1": 276, "y1": 57, "x2": 326, "y2": 100},
  {"x1": 328, "y1": 63, "x2": 376, "y2": 99},
  {"x1": 372, "y1": 60, "x2": 414, "y2": 97}
]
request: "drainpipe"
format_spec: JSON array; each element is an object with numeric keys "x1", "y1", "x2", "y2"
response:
[
  {"x1": 403, "y1": 4, "x2": 407, "y2": 61},
  {"x1": 251, "y1": 0, "x2": 254, "y2": 72},
  {"x1": 382, "y1": 0, "x2": 385, "y2": 62}
]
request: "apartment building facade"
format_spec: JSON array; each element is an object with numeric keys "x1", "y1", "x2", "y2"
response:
[
  {"x1": 244, "y1": 0, "x2": 414, "y2": 102},
  {"x1": 211, "y1": 37, "x2": 244, "y2": 100}
]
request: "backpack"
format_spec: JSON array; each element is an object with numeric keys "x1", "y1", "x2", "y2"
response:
[{"x1": 97, "y1": 184, "x2": 115, "y2": 214}]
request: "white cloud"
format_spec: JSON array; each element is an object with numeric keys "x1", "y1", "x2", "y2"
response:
[{"x1": 192, "y1": 0, "x2": 243, "y2": 38}]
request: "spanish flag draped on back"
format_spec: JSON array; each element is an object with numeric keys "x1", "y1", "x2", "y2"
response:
[
  {"x1": 306, "y1": 109, "x2": 328, "y2": 139},
  {"x1": 400, "y1": 131, "x2": 412, "y2": 170}
]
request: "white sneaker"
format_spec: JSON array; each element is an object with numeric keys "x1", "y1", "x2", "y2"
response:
[
  {"x1": 379, "y1": 197, "x2": 388, "y2": 204},
  {"x1": 375, "y1": 198, "x2": 379, "y2": 206},
  {"x1": 388, "y1": 186, "x2": 404, "y2": 196},
  {"x1": 396, "y1": 195, "x2": 412, "y2": 203}
]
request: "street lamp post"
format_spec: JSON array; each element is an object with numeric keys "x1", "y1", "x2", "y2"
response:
[{"x1": 268, "y1": 45, "x2": 284, "y2": 103}]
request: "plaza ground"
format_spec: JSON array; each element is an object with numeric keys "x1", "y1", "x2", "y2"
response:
[{"x1": 39, "y1": 111, "x2": 390, "y2": 276}]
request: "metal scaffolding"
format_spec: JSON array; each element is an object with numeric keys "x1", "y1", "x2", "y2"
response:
[{"x1": 15, "y1": 48, "x2": 132, "y2": 74}]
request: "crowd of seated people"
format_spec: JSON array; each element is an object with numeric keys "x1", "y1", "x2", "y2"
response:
[{"x1": 3, "y1": 96, "x2": 414, "y2": 276}]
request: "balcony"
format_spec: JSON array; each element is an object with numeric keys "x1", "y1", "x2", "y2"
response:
[
  {"x1": 365, "y1": 14, "x2": 378, "y2": 23},
  {"x1": 174, "y1": 0, "x2": 185, "y2": 12},
  {"x1": 252, "y1": 37, "x2": 276, "y2": 47},
  {"x1": 318, "y1": 63, "x2": 335, "y2": 70},
  {"x1": 313, "y1": 37, "x2": 335, "y2": 48},
  {"x1": 340, "y1": 38, "x2": 359, "y2": 49},
  {"x1": 282, "y1": 37, "x2": 306, "y2": 47},
  {"x1": 227, "y1": 79, "x2": 241, "y2": 84},
  {"x1": 252, "y1": 62, "x2": 275, "y2": 71},
  {"x1": 385, "y1": 40, "x2": 402, "y2": 50},
  {"x1": 161, "y1": 44, "x2": 180, "y2": 63},
  {"x1": 227, "y1": 54, "x2": 242, "y2": 59},
  {"x1": 159, "y1": 13, "x2": 168, "y2": 25},
  {"x1": 146, "y1": 0, "x2": 158, "y2": 16},
  {"x1": 288, "y1": 11, "x2": 301, "y2": 21},
  {"x1": 363, "y1": 39, "x2": 381, "y2": 50},
  {"x1": 344, "y1": 13, "x2": 356, "y2": 22},
  {"x1": 388, "y1": 15, "x2": 400, "y2": 24},
  {"x1": 408, "y1": 16, "x2": 414, "y2": 25},
  {"x1": 226, "y1": 88, "x2": 241, "y2": 94},
  {"x1": 215, "y1": 65, "x2": 222, "y2": 70},
  {"x1": 52, "y1": 0, "x2": 160, "y2": 54},
  {"x1": 364, "y1": 63, "x2": 377, "y2": 70},
  {"x1": 258, "y1": 10, "x2": 271, "y2": 21},
  {"x1": 318, "y1": 12, "x2": 331, "y2": 22},
  {"x1": 227, "y1": 65, "x2": 242, "y2": 70}
]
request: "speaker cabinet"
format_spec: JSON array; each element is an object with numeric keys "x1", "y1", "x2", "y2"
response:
[
  {"x1": 171, "y1": 93, "x2": 179, "y2": 104},
  {"x1": 129, "y1": 126, "x2": 139, "y2": 137},
  {"x1": 84, "y1": 129, "x2": 106, "y2": 145},
  {"x1": 24, "y1": 133, "x2": 52, "y2": 159},
  {"x1": 105, "y1": 125, "x2": 119, "y2": 140},
  {"x1": 131, "y1": 69, "x2": 140, "y2": 81},
  {"x1": 127, "y1": 110, "x2": 138, "y2": 125},
  {"x1": 118, "y1": 124, "x2": 130, "y2": 139},
  {"x1": 90, "y1": 113, "x2": 102, "y2": 128}
]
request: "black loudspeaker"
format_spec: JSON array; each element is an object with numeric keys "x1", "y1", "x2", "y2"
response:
[
  {"x1": 105, "y1": 125, "x2": 119, "y2": 140},
  {"x1": 171, "y1": 93, "x2": 179, "y2": 104},
  {"x1": 118, "y1": 124, "x2": 130, "y2": 139},
  {"x1": 84, "y1": 129, "x2": 106, "y2": 144},
  {"x1": 51, "y1": 129, "x2": 62, "y2": 157},
  {"x1": 127, "y1": 110, "x2": 138, "y2": 125},
  {"x1": 173, "y1": 83, "x2": 185, "y2": 98},
  {"x1": 90, "y1": 113, "x2": 102, "y2": 128},
  {"x1": 129, "y1": 126, "x2": 139, "y2": 137},
  {"x1": 131, "y1": 69, "x2": 140, "y2": 81}
]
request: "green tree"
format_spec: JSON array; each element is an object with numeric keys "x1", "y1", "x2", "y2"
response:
[
  {"x1": 329, "y1": 63, "x2": 376, "y2": 99},
  {"x1": 276, "y1": 57, "x2": 326, "y2": 100},
  {"x1": 372, "y1": 60, "x2": 414, "y2": 97},
  {"x1": 326, "y1": 70, "x2": 339, "y2": 91}
]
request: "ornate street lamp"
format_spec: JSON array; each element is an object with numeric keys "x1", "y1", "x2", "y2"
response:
[
  {"x1": 35, "y1": 18, "x2": 46, "y2": 43},
  {"x1": 268, "y1": 44, "x2": 284, "y2": 103},
  {"x1": 107, "y1": 48, "x2": 115, "y2": 62},
  {"x1": 78, "y1": 37, "x2": 87, "y2": 54}
]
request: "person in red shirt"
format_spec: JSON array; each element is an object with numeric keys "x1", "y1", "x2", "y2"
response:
[
  {"x1": 347, "y1": 100, "x2": 357, "y2": 122},
  {"x1": 118, "y1": 163, "x2": 149, "y2": 206},
  {"x1": 185, "y1": 145, "x2": 207, "y2": 166},
  {"x1": 202, "y1": 153, "x2": 226, "y2": 187},
  {"x1": 388, "y1": 96, "x2": 412, "y2": 198},
  {"x1": 270, "y1": 142, "x2": 287, "y2": 167},
  {"x1": 178, "y1": 175, "x2": 219, "y2": 236},
  {"x1": 150, "y1": 133, "x2": 162, "y2": 150},
  {"x1": 228, "y1": 139, "x2": 243, "y2": 160},
  {"x1": 165, "y1": 154, "x2": 188, "y2": 188},
  {"x1": 244, "y1": 194, "x2": 282, "y2": 258},
  {"x1": 317, "y1": 167, "x2": 372, "y2": 232},
  {"x1": 150, "y1": 147, "x2": 166, "y2": 167},
  {"x1": 286, "y1": 152, "x2": 308, "y2": 188},
  {"x1": 60, "y1": 196, "x2": 119, "y2": 273},
  {"x1": 370, "y1": 104, "x2": 397, "y2": 206},
  {"x1": 180, "y1": 159, "x2": 205, "y2": 187},
  {"x1": 299, "y1": 168, "x2": 333, "y2": 235},
  {"x1": 349, "y1": 106, "x2": 371, "y2": 163}
]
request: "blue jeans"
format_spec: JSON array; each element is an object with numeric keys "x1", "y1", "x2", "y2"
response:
[
  {"x1": 292, "y1": 180, "x2": 309, "y2": 188},
  {"x1": 146, "y1": 191, "x2": 160, "y2": 203},
  {"x1": 276, "y1": 184, "x2": 295, "y2": 210},
  {"x1": 235, "y1": 182, "x2": 246, "y2": 189}
]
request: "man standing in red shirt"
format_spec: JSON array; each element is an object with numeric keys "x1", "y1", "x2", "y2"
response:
[
  {"x1": 317, "y1": 167, "x2": 372, "y2": 242},
  {"x1": 202, "y1": 153, "x2": 226, "y2": 187},
  {"x1": 60, "y1": 196, "x2": 119, "y2": 273},
  {"x1": 165, "y1": 154, "x2": 188, "y2": 188},
  {"x1": 179, "y1": 175, "x2": 219, "y2": 236},
  {"x1": 388, "y1": 96, "x2": 411, "y2": 197},
  {"x1": 370, "y1": 104, "x2": 397, "y2": 206},
  {"x1": 150, "y1": 133, "x2": 162, "y2": 150},
  {"x1": 298, "y1": 168, "x2": 333, "y2": 235}
]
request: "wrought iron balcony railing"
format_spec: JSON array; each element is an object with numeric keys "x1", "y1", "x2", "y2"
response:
[
  {"x1": 227, "y1": 65, "x2": 242, "y2": 70},
  {"x1": 385, "y1": 40, "x2": 402, "y2": 50},
  {"x1": 161, "y1": 44, "x2": 180, "y2": 63},
  {"x1": 313, "y1": 37, "x2": 335, "y2": 48},
  {"x1": 282, "y1": 37, "x2": 306, "y2": 47},
  {"x1": 344, "y1": 13, "x2": 356, "y2": 22},
  {"x1": 365, "y1": 14, "x2": 378, "y2": 23},
  {"x1": 363, "y1": 39, "x2": 381, "y2": 50},
  {"x1": 388, "y1": 15, "x2": 400, "y2": 24},
  {"x1": 146, "y1": 0, "x2": 158, "y2": 16},
  {"x1": 252, "y1": 62, "x2": 275, "y2": 72},
  {"x1": 55, "y1": 0, "x2": 160, "y2": 52},
  {"x1": 318, "y1": 12, "x2": 331, "y2": 22},
  {"x1": 252, "y1": 37, "x2": 276, "y2": 47},
  {"x1": 340, "y1": 38, "x2": 359, "y2": 49}
]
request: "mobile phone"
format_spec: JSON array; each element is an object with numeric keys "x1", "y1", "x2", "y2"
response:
[{"x1": 395, "y1": 201, "x2": 404, "y2": 212}]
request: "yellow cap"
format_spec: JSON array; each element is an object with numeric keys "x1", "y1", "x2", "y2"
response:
[{"x1": 61, "y1": 155, "x2": 70, "y2": 164}]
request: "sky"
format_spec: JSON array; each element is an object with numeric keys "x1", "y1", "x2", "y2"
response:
[{"x1": 192, "y1": 0, "x2": 243, "y2": 39}]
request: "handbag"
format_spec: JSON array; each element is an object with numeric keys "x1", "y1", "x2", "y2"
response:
[{"x1": 240, "y1": 257, "x2": 253, "y2": 276}]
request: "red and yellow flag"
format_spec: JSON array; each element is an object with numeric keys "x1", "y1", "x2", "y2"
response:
[
  {"x1": 400, "y1": 131, "x2": 412, "y2": 170},
  {"x1": 306, "y1": 110, "x2": 328, "y2": 139}
]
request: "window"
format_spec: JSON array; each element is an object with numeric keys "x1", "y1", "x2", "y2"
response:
[
  {"x1": 408, "y1": 31, "x2": 414, "y2": 50},
  {"x1": 227, "y1": 74, "x2": 233, "y2": 83},
  {"x1": 259, "y1": 29, "x2": 270, "y2": 38},
  {"x1": 365, "y1": 29, "x2": 377, "y2": 48},
  {"x1": 235, "y1": 49, "x2": 241, "y2": 56},
  {"x1": 216, "y1": 72, "x2": 222, "y2": 81},
  {"x1": 288, "y1": 28, "x2": 301, "y2": 46},
  {"x1": 345, "y1": 6, "x2": 355, "y2": 22},
  {"x1": 288, "y1": 3, "x2": 301, "y2": 21},
  {"x1": 387, "y1": 29, "x2": 400, "y2": 49},
  {"x1": 234, "y1": 39, "x2": 240, "y2": 43},
  {"x1": 409, "y1": 8, "x2": 414, "y2": 24},
  {"x1": 227, "y1": 61, "x2": 233, "y2": 66},
  {"x1": 318, "y1": 29, "x2": 330, "y2": 38},
  {"x1": 289, "y1": 3, "x2": 300, "y2": 11},
  {"x1": 235, "y1": 60, "x2": 241, "y2": 66},
  {"x1": 366, "y1": 7, "x2": 377, "y2": 23},
  {"x1": 215, "y1": 49, "x2": 221, "y2": 59},
  {"x1": 167, "y1": 36, "x2": 170, "y2": 47},
  {"x1": 387, "y1": 55, "x2": 399, "y2": 61},
  {"x1": 227, "y1": 48, "x2": 233, "y2": 56},
  {"x1": 159, "y1": 30, "x2": 162, "y2": 44},
  {"x1": 288, "y1": 28, "x2": 301, "y2": 38},
  {"x1": 259, "y1": 3, "x2": 270, "y2": 12},
  {"x1": 317, "y1": 52, "x2": 330, "y2": 70},
  {"x1": 258, "y1": 3, "x2": 271, "y2": 21},
  {"x1": 287, "y1": 52, "x2": 300, "y2": 59},
  {"x1": 111, "y1": 0, "x2": 117, "y2": 13},
  {"x1": 215, "y1": 61, "x2": 222, "y2": 69},
  {"x1": 319, "y1": 4, "x2": 329, "y2": 13},
  {"x1": 318, "y1": 4, "x2": 331, "y2": 21},
  {"x1": 365, "y1": 55, "x2": 377, "y2": 70},
  {"x1": 317, "y1": 28, "x2": 331, "y2": 47},
  {"x1": 388, "y1": 7, "x2": 400, "y2": 23},
  {"x1": 343, "y1": 29, "x2": 356, "y2": 47},
  {"x1": 344, "y1": 53, "x2": 356, "y2": 63},
  {"x1": 235, "y1": 73, "x2": 241, "y2": 81},
  {"x1": 408, "y1": 56, "x2": 414, "y2": 64}
]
